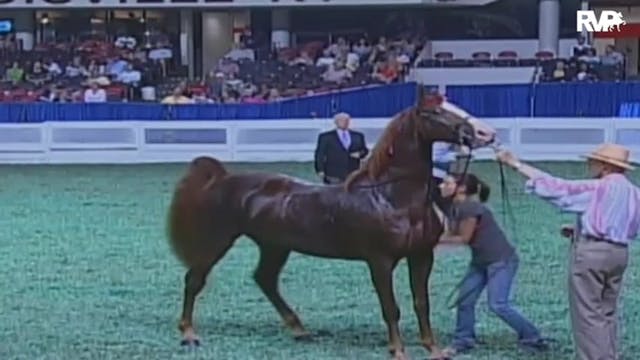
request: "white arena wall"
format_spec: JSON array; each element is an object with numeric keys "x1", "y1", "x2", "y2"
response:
[{"x1": 0, "y1": 118, "x2": 639, "y2": 164}]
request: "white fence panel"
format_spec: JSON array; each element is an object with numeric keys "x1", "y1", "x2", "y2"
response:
[{"x1": 0, "y1": 117, "x2": 638, "y2": 164}]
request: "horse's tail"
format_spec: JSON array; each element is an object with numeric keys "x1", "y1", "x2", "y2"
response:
[{"x1": 167, "y1": 156, "x2": 228, "y2": 268}]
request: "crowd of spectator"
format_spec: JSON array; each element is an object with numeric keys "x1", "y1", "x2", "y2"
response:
[
  {"x1": 0, "y1": 30, "x2": 630, "y2": 104},
  {"x1": 539, "y1": 36, "x2": 625, "y2": 83},
  {"x1": 0, "y1": 33, "x2": 170, "y2": 103},
  {"x1": 162, "y1": 36, "x2": 424, "y2": 104}
]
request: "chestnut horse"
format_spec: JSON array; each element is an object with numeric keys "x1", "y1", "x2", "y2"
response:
[{"x1": 167, "y1": 89, "x2": 496, "y2": 360}]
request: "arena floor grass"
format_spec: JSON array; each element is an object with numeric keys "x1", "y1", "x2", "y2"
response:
[{"x1": 1, "y1": 161, "x2": 639, "y2": 360}]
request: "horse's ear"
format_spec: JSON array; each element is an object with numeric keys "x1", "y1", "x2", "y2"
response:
[{"x1": 420, "y1": 93, "x2": 444, "y2": 112}]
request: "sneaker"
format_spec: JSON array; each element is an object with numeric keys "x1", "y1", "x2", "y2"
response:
[
  {"x1": 518, "y1": 338, "x2": 552, "y2": 352},
  {"x1": 443, "y1": 341, "x2": 475, "y2": 355}
]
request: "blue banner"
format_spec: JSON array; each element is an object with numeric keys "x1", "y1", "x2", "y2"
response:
[{"x1": 1, "y1": 82, "x2": 639, "y2": 122}]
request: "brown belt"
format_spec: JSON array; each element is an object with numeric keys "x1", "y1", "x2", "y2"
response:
[{"x1": 584, "y1": 235, "x2": 628, "y2": 248}]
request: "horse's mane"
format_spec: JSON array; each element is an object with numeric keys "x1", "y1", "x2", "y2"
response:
[{"x1": 344, "y1": 109, "x2": 412, "y2": 190}]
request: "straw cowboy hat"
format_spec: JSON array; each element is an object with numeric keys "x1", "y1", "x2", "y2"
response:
[{"x1": 580, "y1": 143, "x2": 635, "y2": 170}]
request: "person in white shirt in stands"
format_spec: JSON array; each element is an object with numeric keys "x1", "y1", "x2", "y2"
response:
[
  {"x1": 116, "y1": 64, "x2": 142, "y2": 100},
  {"x1": 84, "y1": 82, "x2": 107, "y2": 103},
  {"x1": 224, "y1": 42, "x2": 255, "y2": 62},
  {"x1": 117, "y1": 64, "x2": 141, "y2": 85}
]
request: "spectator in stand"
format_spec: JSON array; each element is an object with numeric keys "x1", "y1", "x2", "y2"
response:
[
  {"x1": 572, "y1": 35, "x2": 593, "y2": 57},
  {"x1": 369, "y1": 36, "x2": 389, "y2": 64},
  {"x1": 601, "y1": 45, "x2": 624, "y2": 66},
  {"x1": 5, "y1": 61, "x2": 24, "y2": 84},
  {"x1": 27, "y1": 61, "x2": 49, "y2": 86},
  {"x1": 239, "y1": 81, "x2": 258, "y2": 99},
  {"x1": 39, "y1": 84, "x2": 60, "y2": 102},
  {"x1": 551, "y1": 61, "x2": 566, "y2": 82},
  {"x1": 266, "y1": 87, "x2": 281, "y2": 101},
  {"x1": 87, "y1": 60, "x2": 104, "y2": 77},
  {"x1": 65, "y1": 57, "x2": 88, "y2": 78},
  {"x1": 224, "y1": 42, "x2": 255, "y2": 62},
  {"x1": 204, "y1": 71, "x2": 225, "y2": 102},
  {"x1": 117, "y1": 64, "x2": 142, "y2": 99},
  {"x1": 290, "y1": 50, "x2": 314, "y2": 66},
  {"x1": 578, "y1": 48, "x2": 600, "y2": 65},
  {"x1": 116, "y1": 64, "x2": 142, "y2": 86},
  {"x1": 327, "y1": 37, "x2": 350, "y2": 57},
  {"x1": 224, "y1": 72, "x2": 243, "y2": 93},
  {"x1": 107, "y1": 57, "x2": 129, "y2": 77},
  {"x1": 352, "y1": 38, "x2": 371, "y2": 59},
  {"x1": 161, "y1": 86, "x2": 193, "y2": 104},
  {"x1": 316, "y1": 49, "x2": 336, "y2": 67},
  {"x1": 345, "y1": 49, "x2": 360, "y2": 72},
  {"x1": 217, "y1": 57, "x2": 240, "y2": 76},
  {"x1": 373, "y1": 58, "x2": 400, "y2": 83},
  {"x1": 575, "y1": 63, "x2": 594, "y2": 82},
  {"x1": 45, "y1": 59, "x2": 63, "y2": 78},
  {"x1": 322, "y1": 61, "x2": 352, "y2": 84},
  {"x1": 84, "y1": 82, "x2": 107, "y2": 103}
]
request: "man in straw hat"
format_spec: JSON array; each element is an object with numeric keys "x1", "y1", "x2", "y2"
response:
[{"x1": 496, "y1": 143, "x2": 640, "y2": 360}]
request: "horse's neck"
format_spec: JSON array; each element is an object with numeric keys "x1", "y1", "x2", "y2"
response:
[
  {"x1": 367, "y1": 129, "x2": 434, "y2": 208},
  {"x1": 374, "y1": 167, "x2": 431, "y2": 209}
]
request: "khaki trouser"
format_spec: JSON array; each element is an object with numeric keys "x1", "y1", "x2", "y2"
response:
[{"x1": 569, "y1": 237, "x2": 628, "y2": 360}]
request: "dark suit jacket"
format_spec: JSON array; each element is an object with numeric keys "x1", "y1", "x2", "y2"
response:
[{"x1": 314, "y1": 129, "x2": 369, "y2": 183}]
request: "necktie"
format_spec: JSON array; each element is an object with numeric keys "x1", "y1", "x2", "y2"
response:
[{"x1": 341, "y1": 131, "x2": 350, "y2": 149}]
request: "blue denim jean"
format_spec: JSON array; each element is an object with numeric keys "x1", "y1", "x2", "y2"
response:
[{"x1": 452, "y1": 253, "x2": 541, "y2": 347}]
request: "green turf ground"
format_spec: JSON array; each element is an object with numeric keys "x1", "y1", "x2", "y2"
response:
[{"x1": 1, "y1": 161, "x2": 638, "y2": 360}]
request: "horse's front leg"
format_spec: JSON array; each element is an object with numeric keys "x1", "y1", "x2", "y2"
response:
[
  {"x1": 408, "y1": 251, "x2": 448, "y2": 360},
  {"x1": 367, "y1": 258, "x2": 407, "y2": 360}
]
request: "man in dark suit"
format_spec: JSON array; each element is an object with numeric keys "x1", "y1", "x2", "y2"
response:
[{"x1": 314, "y1": 112, "x2": 369, "y2": 184}]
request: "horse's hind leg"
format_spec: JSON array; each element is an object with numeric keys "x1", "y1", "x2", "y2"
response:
[
  {"x1": 253, "y1": 244, "x2": 310, "y2": 339},
  {"x1": 179, "y1": 239, "x2": 235, "y2": 346}
]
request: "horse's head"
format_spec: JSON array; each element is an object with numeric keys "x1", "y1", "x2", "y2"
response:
[{"x1": 411, "y1": 87, "x2": 496, "y2": 149}]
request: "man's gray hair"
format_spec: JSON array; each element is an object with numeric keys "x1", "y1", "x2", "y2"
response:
[{"x1": 334, "y1": 112, "x2": 350, "y2": 121}]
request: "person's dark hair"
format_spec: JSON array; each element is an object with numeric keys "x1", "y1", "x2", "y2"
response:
[{"x1": 455, "y1": 173, "x2": 491, "y2": 203}]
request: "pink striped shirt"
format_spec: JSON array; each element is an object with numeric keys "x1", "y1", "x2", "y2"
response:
[{"x1": 525, "y1": 172, "x2": 640, "y2": 244}]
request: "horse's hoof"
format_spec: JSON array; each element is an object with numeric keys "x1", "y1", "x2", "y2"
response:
[
  {"x1": 391, "y1": 353, "x2": 409, "y2": 360},
  {"x1": 293, "y1": 332, "x2": 314, "y2": 342},
  {"x1": 180, "y1": 338, "x2": 201, "y2": 347}
]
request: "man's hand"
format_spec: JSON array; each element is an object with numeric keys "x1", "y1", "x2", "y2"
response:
[
  {"x1": 496, "y1": 149, "x2": 518, "y2": 167},
  {"x1": 350, "y1": 152, "x2": 360, "y2": 159},
  {"x1": 560, "y1": 224, "x2": 574, "y2": 239},
  {"x1": 317, "y1": 172, "x2": 325, "y2": 178}
]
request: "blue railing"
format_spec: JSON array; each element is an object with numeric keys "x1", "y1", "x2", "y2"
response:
[{"x1": 1, "y1": 82, "x2": 639, "y2": 122}]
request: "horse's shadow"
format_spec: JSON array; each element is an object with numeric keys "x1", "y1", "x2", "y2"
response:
[
  {"x1": 197, "y1": 317, "x2": 400, "y2": 348},
  {"x1": 196, "y1": 317, "x2": 525, "y2": 348}
]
